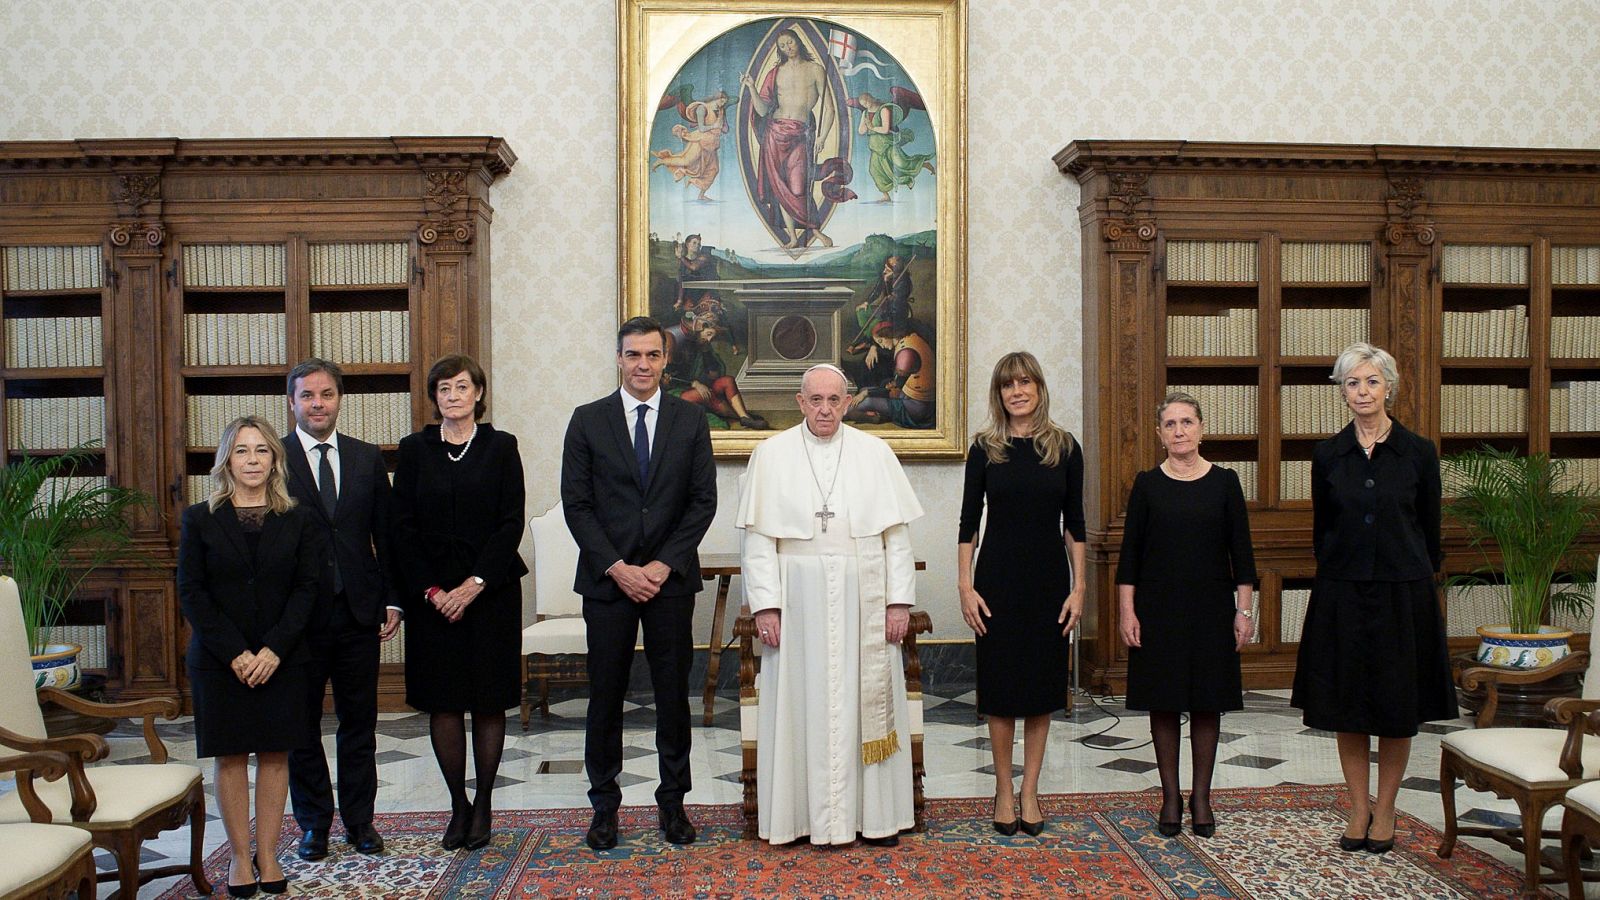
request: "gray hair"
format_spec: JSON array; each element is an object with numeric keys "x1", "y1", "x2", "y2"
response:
[
  {"x1": 1156, "y1": 390, "x2": 1204, "y2": 424},
  {"x1": 1330, "y1": 342, "x2": 1399, "y2": 403}
]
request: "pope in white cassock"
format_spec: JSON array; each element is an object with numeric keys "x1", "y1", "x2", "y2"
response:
[{"x1": 736, "y1": 364, "x2": 923, "y2": 846}]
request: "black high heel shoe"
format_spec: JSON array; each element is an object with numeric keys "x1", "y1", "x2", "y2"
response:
[
  {"x1": 1189, "y1": 794, "x2": 1215, "y2": 838},
  {"x1": 442, "y1": 802, "x2": 471, "y2": 850},
  {"x1": 225, "y1": 858, "x2": 258, "y2": 898},
  {"x1": 464, "y1": 802, "x2": 493, "y2": 851},
  {"x1": 1364, "y1": 813, "x2": 1395, "y2": 855},
  {"x1": 1157, "y1": 794, "x2": 1182, "y2": 838},
  {"x1": 992, "y1": 792, "x2": 1019, "y2": 836},
  {"x1": 254, "y1": 859, "x2": 286, "y2": 896},
  {"x1": 1018, "y1": 792, "x2": 1045, "y2": 836},
  {"x1": 1339, "y1": 813, "x2": 1372, "y2": 852}
]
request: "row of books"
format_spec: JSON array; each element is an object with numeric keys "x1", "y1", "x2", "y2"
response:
[
  {"x1": 184, "y1": 313, "x2": 287, "y2": 366},
  {"x1": 1551, "y1": 382, "x2": 1600, "y2": 432},
  {"x1": 1165, "y1": 384, "x2": 1258, "y2": 435},
  {"x1": 2, "y1": 245, "x2": 102, "y2": 292},
  {"x1": 1555, "y1": 458, "x2": 1600, "y2": 493},
  {"x1": 5, "y1": 317, "x2": 102, "y2": 368},
  {"x1": 1442, "y1": 245, "x2": 1528, "y2": 286},
  {"x1": 182, "y1": 244, "x2": 286, "y2": 288},
  {"x1": 1440, "y1": 384, "x2": 1527, "y2": 434},
  {"x1": 1280, "y1": 242, "x2": 1371, "y2": 284},
  {"x1": 310, "y1": 310, "x2": 411, "y2": 364},
  {"x1": 1280, "y1": 458, "x2": 1313, "y2": 501},
  {"x1": 1166, "y1": 308, "x2": 1256, "y2": 356},
  {"x1": 1280, "y1": 589, "x2": 1311, "y2": 642},
  {"x1": 1280, "y1": 308, "x2": 1369, "y2": 357},
  {"x1": 1440, "y1": 307, "x2": 1528, "y2": 358},
  {"x1": 1279, "y1": 385, "x2": 1352, "y2": 435},
  {"x1": 1553, "y1": 246, "x2": 1600, "y2": 285},
  {"x1": 308, "y1": 242, "x2": 409, "y2": 286},
  {"x1": 1443, "y1": 583, "x2": 1507, "y2": 637},
  {"x1": 43, "y1": 624, "x2": 106, "y2": 668},
  {"x1": 33, "y1": 475, "x2": 108, "y2": 507},
  {"x1": 1552, "y1": 317, "x2": 1600, "y2": 358},
  {"x1": 1166, "y1": 240, "x2": 1258, "y2": 283},
  {"x1": 5, "y1": 396, "x2": 104, "y2": 450},
  {"x1": 184, "y1": 392, "x2": 411, "y2": 447}
]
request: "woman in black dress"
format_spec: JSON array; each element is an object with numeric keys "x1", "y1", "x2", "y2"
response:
[
  {"x1": 958, "y1": 352, "x2": 1085, "y2": 836},
  {"x1": 1116, "y1": 392, "x2": 1256, "y2": 838},
  {"x1": 1291, "y1": 342, "x2": 1456, "y2": 854},
  {"x1": 178, "y1": 416, "x2": 321, "y2": 896},
  {"x1": 392, "y1": 354, "x2": 528, "y2": 851}
]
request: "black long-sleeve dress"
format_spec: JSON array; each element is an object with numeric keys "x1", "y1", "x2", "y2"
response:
[
  {"x1": 391, "y1": 423, "x2": 528, "y2": 712},
  {"x1": 177, "y1": 501, "x2": 322, "y2": 757},
  {"x1": 958, "y1": 436, "x2": 1085, "y2": 717},
  {"x1": 1116, "y1": 465, "x2": 1256, "y2": 712},
  {"x1": 1290, "y1": 421, "x2": 1458, "y2": 737}
]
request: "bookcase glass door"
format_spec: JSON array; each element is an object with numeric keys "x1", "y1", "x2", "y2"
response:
[
  {"x1": 1, "y1": 243, "x2": 112, "y2": 668},
  {"x1": 1549, "y1": 246, "x2": 1600, "y2": 495}
]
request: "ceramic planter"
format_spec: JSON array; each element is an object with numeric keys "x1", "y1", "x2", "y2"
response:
[
  {"x1": 1475, "y1": 625, "x2": 1573, "y2": 669},
  {"x1": 30, "y1": 642, "x2": 82, "y2": 690}
]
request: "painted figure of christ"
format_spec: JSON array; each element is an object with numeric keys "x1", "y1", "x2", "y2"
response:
[{"x1": 741, "y1": 29, "x2": 835, "y2": 250}]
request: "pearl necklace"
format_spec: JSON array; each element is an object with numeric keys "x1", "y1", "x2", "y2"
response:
[
  {"x1": 1162, "y1": 457, "x2": 1208, "y2": 481},
  {"x1": 444, "y1": 422, "x2": 478, "y2": 463}
]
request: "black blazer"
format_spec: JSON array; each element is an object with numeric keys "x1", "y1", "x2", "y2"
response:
[
  {"x1": 390, "y1": 423, "x2": 529, "y2": 604},
  {"x1": 560, "y1": 390, "x2": 717, "y2": 601},
  {"x1": 177, "y1": 501, "x2": 324, "y2": 670},
  {"x1": 283, "y1": 432, "x2": 398, "y2": 626},
  {"x1": 1311, "y1": 419, "x2": 1442, "y2": 582}
]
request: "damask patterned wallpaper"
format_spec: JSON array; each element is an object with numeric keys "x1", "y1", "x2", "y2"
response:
[{"x1": 4, "y1": 0, "x2": 1597, "y2": 636}]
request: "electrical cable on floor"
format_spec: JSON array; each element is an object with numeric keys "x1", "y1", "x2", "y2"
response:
[{"x1": 1065, "y1": 689, "x2": 1190, "y2": 752}]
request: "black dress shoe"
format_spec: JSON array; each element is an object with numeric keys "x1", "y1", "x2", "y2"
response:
[
  {"x1": 225, "y1": 882, "x2": 259, "y2": 899},
  {"x1": 1189, "y1": 795, "x2": 1215, "y2": 839},
  {"x1": 1158, "y1": 794, "x2": 1182, "y2": 837},
  {"x1": 464, "y1": 806, "x2": 493, "y2": 852},
  {"x1": 296, "y1": 828, "x2": 329, "y2": 862},
  {"x1": 586, "y1": 810, "x2": 619, "y2": 851},
  {"x1": 860, "y1": 832, "x2": 899, "y2": 847},
  {"x1": 346, "y1": 823, "x2": 385, "y2": 855},
  {"x1": 257, "y1": 876, "x2": 287, "y2": 896},
  {"x1": 442, "y1": 803, "x2": 470, "y2": 850},
  {"x1": 659, "y1": 806, "x2": 697, "y2": 845},
  {"x1": 1364, "y1": 815, "x2": 1395, "y2": 854},
  {"x1": 993, "y1": 793, "x2": 1019, "y2": 836},
  {"x1": 1339, "y1": 814, "x2": 1372, "y2": 852}
]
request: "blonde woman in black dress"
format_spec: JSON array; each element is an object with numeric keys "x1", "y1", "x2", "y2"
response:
[
  {"x1": 178, "y1": 416, "x2": 321, "y2": 896},
  {"x1": 958, "y1": 352, "x2": 1085, "y2": 835},
  {"x1": 1117, "y1": 392, "x2": 1255, "y2": 838}
]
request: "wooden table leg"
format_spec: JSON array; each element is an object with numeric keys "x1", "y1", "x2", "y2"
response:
[{"x1": 702, "y1": 574, "x2": 733, "y2": 726}]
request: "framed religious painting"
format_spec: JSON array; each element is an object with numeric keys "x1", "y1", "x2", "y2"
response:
[{"x1": 619, "y1": 0, "x2": 967, "y2": 458}]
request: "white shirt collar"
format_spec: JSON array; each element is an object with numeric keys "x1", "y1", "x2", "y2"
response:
[
  {"x1": 620, "y1": 387, "x2": 662, "y2": 414},
  {"x1": 801, "y1": 421, "x2": 843, "y2": 445},
  {"x1": 295, "y1": 427, "x2": 340, "y2": 452}
]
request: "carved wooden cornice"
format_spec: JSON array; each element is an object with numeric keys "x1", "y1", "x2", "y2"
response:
[
  {"x1": 0, "y1": 137, "x2": 516, "y2": 180},
  {"x1": 419, "y1": 169, "x2": 475, "y2": 246},
  {"x1": 1055, "y1": 140, "x2": 1600, "y2": 177}
]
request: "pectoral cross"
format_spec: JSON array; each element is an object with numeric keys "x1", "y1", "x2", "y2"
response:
[{"x1": 815, "y1": 504, "x2": 836, "y2": 533}]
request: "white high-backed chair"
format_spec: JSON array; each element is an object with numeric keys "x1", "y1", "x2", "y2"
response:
[
  {"x1": 0, "y1": 750, "x2": 96, "y2": 900},
  {"x1": 1438, "y1": 555, "x2": 1600, "y2": 897},
  {"x1": 520, "y1": 502, "x2": 588, "y2": 727},
  {"x1": 0, "y1": 576, "x2": 209, "y2": 899}
]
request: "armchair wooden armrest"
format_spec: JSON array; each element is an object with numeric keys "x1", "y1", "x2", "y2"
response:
[
  {"x1": 0, "y1": 746, "x2": 97, "y2": 823},
  {"x1": 1460, "y1": 651, "x2": 1589, "y2": 728},
  {"x1": 0, "y1": 722, "x2": 109, "y2": 763},
  {"x1": 1548, "y1": 696, "x2": 1600, "y2": 780},
  {"x1": 38, "y1": 687, "x2": 180, "y2": 763}
]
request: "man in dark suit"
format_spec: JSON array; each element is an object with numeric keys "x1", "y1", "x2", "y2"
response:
[
  {"x1": 283, "y1": 358, "x2": 401, "y2": 860},
  {"x1": 561, "y1": 316, "x2": 717, "y2": 852}
]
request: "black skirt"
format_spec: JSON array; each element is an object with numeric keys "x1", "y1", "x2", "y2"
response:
[
  {"x1": 1125, "y1": 577, "x2": 1243, "y2": 713},
  {"x1": 189, "y1": 661, "x2": 312, "y2": 758},
  {"x1": 1290, "y1": 577, "x2": 1458, "y2": 738}
]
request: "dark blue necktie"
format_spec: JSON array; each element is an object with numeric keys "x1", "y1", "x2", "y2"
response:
[
  {"x1": 314, "y1": 442, "x2": 343, "y2": 593},
  {"x1": 634, "y1": 404, "x2": 650, "y2": 487}
]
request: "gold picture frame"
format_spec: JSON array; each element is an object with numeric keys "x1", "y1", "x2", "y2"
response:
[{"x1": 619, "y1": 0, "x2": 967, "y2": 458}]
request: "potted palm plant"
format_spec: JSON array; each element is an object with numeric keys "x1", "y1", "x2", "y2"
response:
[
  {"x1": 0, "y1": 444, "x2": 150, "y2": 689},
  {"x1": 1444, "y1": 447, "x2": 1599, "y2": 670}
]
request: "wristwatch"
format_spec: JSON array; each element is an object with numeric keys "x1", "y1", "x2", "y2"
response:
[
  {"x1": 1234, "y1": 608, "x2": 1256, "y2": 620},
  {"x1": 471, "y1": 576, "x2": 485, "y2": 587}
]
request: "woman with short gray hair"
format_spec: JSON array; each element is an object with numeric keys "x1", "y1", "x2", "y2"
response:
[{"x1": 1290, "y1": 342, "x2": 1457, "y2": 855}]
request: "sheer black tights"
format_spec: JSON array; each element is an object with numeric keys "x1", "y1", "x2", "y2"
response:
[
  {"x1": 430, "y1": 710, "x2": 507, "y2": 831},
  {"x1": 1150, "y1": 710, "x2": 1221, "y2": 825}
]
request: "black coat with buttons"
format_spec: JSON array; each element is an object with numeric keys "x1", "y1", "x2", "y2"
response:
[{"x1": 1310, "y1": 419, "x2": 1441, "y2": 582}]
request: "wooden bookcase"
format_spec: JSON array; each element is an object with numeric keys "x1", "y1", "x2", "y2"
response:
[
  {"x1": 0, "y1": 137, "x2": 516, "y2": 709},
  {"x1": 1055, "y1": 141, "x2": 1600, "y2": 693}
]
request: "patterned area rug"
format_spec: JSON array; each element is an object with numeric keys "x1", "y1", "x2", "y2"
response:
[{"x1": 158, "y1": 785, "x2": 1553, "y2": 898}]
